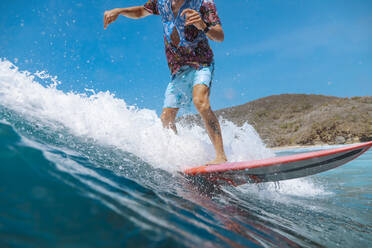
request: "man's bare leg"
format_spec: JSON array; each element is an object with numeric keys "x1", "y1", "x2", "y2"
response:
[
  {"x1": 160, "y1": 107, "x2": 179, "y2": 133},
  {"x1": 193, "y1": 84, "x2": 227, "y2": 165}
]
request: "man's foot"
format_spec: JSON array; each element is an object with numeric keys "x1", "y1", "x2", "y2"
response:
[{"x1": 205, "y1": 156, "x2": 227, "y2": 166}]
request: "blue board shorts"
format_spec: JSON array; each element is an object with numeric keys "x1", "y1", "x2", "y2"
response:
[{"x1": 163, "y1": 64, "x2": 214, "y2": 109}]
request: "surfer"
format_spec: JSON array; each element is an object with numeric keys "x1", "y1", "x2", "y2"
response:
[{"x1": 104, "y1": 0, "x2": 227, "y2": 165}]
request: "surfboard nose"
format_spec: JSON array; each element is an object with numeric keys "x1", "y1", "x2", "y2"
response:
[{"x1": 183, "y1": 141, "x2": 372, "y2": 186}]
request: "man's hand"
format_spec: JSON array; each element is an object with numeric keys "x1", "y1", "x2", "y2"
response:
[
  {"x1": 181, "y1": 9, "x2": 207, "y2": 31},
  {"x1": 181, "y1": 8, "x2": 224, "y2": 42},
  {"x1": 104, "y1": 9, "x2": 120, "y2": 29}
]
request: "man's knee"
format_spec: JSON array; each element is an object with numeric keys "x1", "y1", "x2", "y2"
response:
[
  {"x1": 160, "y1": 112, "x2": 167, "y2": 125},
  {"x1": 193, "y1": 97, "x2": 210, "y2": 112},
  {"x1": 161, "y1": 111, "x2": 171, "y2": 124},
  {"x1": 161, "y1": 108, "x2": 177, "y2": 125}
]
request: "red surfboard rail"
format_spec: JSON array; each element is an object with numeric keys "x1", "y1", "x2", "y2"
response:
[{"x1": 184, "y1": 141, "x2": 372, "y2": 175}]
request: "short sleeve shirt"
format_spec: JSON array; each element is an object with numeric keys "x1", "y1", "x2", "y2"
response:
[{"x1": 144, "y1": 0, "x2": 221, "y2": 75}]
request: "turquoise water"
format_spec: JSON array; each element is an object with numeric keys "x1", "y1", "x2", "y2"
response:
[
  {"x1": 1, "y1": 111, "x2": 371, "y2": 248},
  {"x1": 0, "y1": 60, "x2": 372, "y2": 247}
]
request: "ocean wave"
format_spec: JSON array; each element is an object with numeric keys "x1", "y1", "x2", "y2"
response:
[
  {"x1": 1, "y1": 59, "x2": 371, "y2": 247},
  {"x1": 0, "y1": 59, "x2": 273, "y2": 172}
]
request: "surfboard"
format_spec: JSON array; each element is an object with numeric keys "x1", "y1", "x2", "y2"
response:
[{"x1": 184, "y1": 141, "x2": 372, "y2": 186}]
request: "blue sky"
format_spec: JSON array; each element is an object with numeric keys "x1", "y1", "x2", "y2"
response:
[{"x1": 1, "y1": 0, "x2": 371, "y2": 114}]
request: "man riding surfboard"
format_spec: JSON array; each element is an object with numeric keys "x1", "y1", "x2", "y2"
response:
[{"x1": 104, "y1": 0, "x2": 227, "y2": 165}]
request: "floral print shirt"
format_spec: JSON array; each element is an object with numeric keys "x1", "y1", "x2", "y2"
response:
[{"x1": 144, "y1": 0, "x2": 221, "y2": 75}]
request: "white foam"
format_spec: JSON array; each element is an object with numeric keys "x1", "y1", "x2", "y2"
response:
[
  {"x1": 237, "y1": 177, "x2": 332, "y2": 206},
  {"x1": 0, "y1": 59, "x2": 274, "y2": 172},
  {"x1": 265, "y1": 178, "x2": 331, "y2": 197}
]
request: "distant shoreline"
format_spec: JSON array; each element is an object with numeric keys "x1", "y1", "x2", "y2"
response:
[
  {"x1": 270, "y1": 144, "x2": 335, "y2": 151},
  {"x1": 270, "y1": 142, "x2": 363, "y2": 151},
  {"x1": 270, "y1": 145, "x2": 317, "y2": 151}
]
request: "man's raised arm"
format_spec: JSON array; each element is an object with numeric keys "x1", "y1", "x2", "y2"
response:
[{"x1": 104, "y1": 7, "x2": 151, "y2": 29}]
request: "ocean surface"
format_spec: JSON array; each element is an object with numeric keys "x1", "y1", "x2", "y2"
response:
[{"x1": 0, "y1": 59, "x2": 371, "y2": 247}]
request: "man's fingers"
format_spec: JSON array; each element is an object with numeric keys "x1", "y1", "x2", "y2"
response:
[
  {"x1": 182, "y1": 9, "x2": 201, "y2": 24},
  {"x1": 185, "y1": 20, "x2": 200, "y2": 26},
  {"x1": 104, "y1": 13, "x2": 117, "y2": 30},
  {"x1": 186, "y1": 16, "x2": 201, "y2": 23},
  {"x1": 180, "y1": 9, "x2": 190, "y2": 16},
  {"x1": 185, "y1": 16, "x2": 202, "y2": 26},
  {"x1": 104, "y1": 12, "x2": 110, "y2": 29},
  {"x1": 181, "y1": 8, "x2": 195, "y2": 17},
  {"x1": 184, "y1": 12, "x2": 199, "y2": 17},
  {"x1": 104, "y1": 18, "x2": 110, "y2": 29},
  {"x1": 185, "y1": 19, "x2": 201, "y2": 26},
  {"x1": 104, "y1": 16, "x2": 107, "y2": 29},
  {"x1": 186, "y1": 14, "x2": 200, "y2": 22}
]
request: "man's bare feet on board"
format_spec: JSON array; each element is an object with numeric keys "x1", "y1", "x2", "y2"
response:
[{"x1": 205, "y1": 156, "x2": 227, "y2": 166}]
